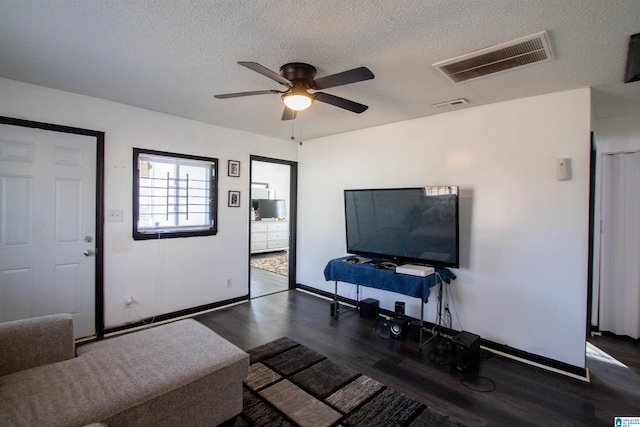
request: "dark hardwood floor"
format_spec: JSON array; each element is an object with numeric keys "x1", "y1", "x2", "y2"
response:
[
  {"x1": 195, "y1": 290, "x2": 640, "y2": 426},
  {"x1": 250, "y1": 266, "x2": 288, "y2": 298}
]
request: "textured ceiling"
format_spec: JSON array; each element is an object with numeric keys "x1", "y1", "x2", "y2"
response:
[{"x1": 1, "y1": 0, "x2": 639, "y2": 141}]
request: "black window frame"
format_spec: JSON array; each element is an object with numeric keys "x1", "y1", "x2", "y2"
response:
[{"x1": 132, "y1": 148, "x2": 218, "y2": 240}]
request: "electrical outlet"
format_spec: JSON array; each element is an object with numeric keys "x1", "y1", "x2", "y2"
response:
[
  {"x1": 124, "y1": 295, "x2": 133, "y2": 307},
  {"x1": 226, "y1": 279, "x2": 232, "y2": 288}
]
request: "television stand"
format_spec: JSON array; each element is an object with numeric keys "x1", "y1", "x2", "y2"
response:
[{"x1": 323, "y1": 257, "x2": 456, "y2": 350}]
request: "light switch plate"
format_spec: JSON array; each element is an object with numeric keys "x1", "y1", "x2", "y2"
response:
[{"x1": 107, "y1": 209, "x2": 124, "y2": 222}]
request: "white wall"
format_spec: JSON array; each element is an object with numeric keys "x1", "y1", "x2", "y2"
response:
[
  {"x1": 0, "y1": 77, "x2": 593, "y2": 366},
  {"x1": 0, "y1": 78, "x2": 297, "y2": 329},
  {"x1": 297, "y1": 89, "x2": 591, "y2": 368},
  {"x1": 591, "y1": 113, "x2": 640, "y2": 326},
  {"x1": 594, "y1": 113, "x2": 640, "y2": 152}
]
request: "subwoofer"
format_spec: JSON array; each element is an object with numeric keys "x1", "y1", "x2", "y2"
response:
[
  {"x1": 407, "y1": 320, "x2": 421, "y2": 341},
  {"x1": 359, "y1": 298, "x2": 379, "y2": 319},
  {"x1": 389, "y1": 318, "x2": 408, "y2": 340},
  {"x1": 451, "y1": 331, "x2": 481, "y2": 373}
]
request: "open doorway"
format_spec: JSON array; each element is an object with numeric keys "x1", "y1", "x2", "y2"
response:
[{"x1": 249, "y1": 156, "x2": 297, "y2": 298}]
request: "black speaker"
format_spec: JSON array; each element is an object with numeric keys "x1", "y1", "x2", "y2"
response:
[
  {"x1": 394, "y1": 301, "x2": 405, "y2": 319},
  {"x1": 359, "y1": 298, "x2": 379, "y2": 319},
  {"x1": 389, "y1": 318, "x2": 408, "y2": 340},
  {"x1": 407, "y1": 320, "x2": 421, "y2": 342},
  {"x1": 624, "y1": 33, "x2": 640, "y2": 83},
  {"x1": 451, "y1": 331, "x2": 481, "y2": 373}
]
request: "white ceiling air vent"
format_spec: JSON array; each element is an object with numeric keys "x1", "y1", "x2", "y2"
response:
[
  {"x1": 432, "y1": 31, "x2": 553, "y2": 84},
  {"x1": 432, "y1": 98, "x2": 469, "y2": 109}
]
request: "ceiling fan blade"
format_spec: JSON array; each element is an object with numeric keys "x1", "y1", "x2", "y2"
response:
[
  {"x1": 281, "y1": 107, "x2": 297, "y2": 121},
  {"x1": 312, "y1": 67, "x2": 374, "y2": 90},
  {"x1": 314, "y1": 92, "x2": 368, "y2": 113},
  {"x1": 214, "y1": 90, "x2": 281, "y2": 99},
  {"x1": 238, "y1": 61, "x2": 292, "y2": 87}
]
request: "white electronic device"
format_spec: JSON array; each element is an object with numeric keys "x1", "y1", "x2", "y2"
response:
[
  {"x1": 395, "y1": 264, "x2": 435, "y2": 277},
  {"x1": 556, "y1": 158, "x2": 572, "y2": 181}
]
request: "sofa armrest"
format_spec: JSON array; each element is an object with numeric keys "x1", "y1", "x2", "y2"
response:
[{"x1": 0, "y1": 313, "x2": 75, "y2": 376}]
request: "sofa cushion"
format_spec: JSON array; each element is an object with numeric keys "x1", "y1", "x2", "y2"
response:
[
  {"x1": 0, "y1": 313, "x2": 74, "y2": 376},
  {"x1": 0, "y1": 319, "x2": 248, "y2": 427}
]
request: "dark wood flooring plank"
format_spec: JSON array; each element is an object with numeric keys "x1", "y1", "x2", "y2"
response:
[{"x1": 251, "y1": 266, "x2": 288, "y2": 298}]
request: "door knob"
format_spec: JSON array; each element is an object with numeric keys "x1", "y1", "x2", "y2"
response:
[{"x1": 84, "y1": 249, "x2": 95, "y2": 257}]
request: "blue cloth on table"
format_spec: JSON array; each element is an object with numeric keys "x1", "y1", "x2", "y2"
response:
[{"x1": 323, "y1": 257, "x2": 456, "y2": 302}]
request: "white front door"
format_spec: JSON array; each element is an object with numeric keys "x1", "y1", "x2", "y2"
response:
[{"x1": 0, "y1": 123, "x2": 97, "y2": 339}]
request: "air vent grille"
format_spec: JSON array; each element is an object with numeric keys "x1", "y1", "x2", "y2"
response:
[
  {"x1": 433, "y1": 31, "x2": 553, "y2": 84},
  {"x1": 432, "y1": 98, "x2": 469, "y2": 109}
]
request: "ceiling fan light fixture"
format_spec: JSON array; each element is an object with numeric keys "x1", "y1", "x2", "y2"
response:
[
  {"x1": 215, "y1": 61, "x2": 373, "y2": 119},
  {"x1": 282, "y1": 92, "x2": 313, "y2": 111}
]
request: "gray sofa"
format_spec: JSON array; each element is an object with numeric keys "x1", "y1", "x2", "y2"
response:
[{"x1": 0, "y1": 314, "x2": 249, "y2": 426}]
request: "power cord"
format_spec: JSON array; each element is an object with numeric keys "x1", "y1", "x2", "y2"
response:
[
  {"x1": 459, "y1": 374, "x2": 496, "y2": 393},
  {"x1": 130, "y1": 233, "x2": 162, "y2": 328},
  {"x1": 442, "y1": 274, "x2": 463, "y2": 331}
]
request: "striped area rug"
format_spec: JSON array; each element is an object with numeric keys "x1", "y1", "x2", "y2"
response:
[{"x1": 232, "y1": 337, "x2": 466, "y2": 427}]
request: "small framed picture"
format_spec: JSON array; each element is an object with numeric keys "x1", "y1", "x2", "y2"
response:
[
  {"x1": 228, "y1": 190, "x2": 240, "y2": 207},
  {"x1": 228, "y1": 160, "x2": 240, "y2": 177}
]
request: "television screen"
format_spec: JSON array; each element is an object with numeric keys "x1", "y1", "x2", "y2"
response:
[
  {"x1": 257, "y1": 199, "x2": 286, "y2": 219},
  {"x1": 344, "y1": 187, "x2": 459, "y2": 268}
]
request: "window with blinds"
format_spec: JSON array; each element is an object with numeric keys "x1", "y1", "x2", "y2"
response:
[{"x1": 133, "y1": 148, "x2": 218, "y2": 240}]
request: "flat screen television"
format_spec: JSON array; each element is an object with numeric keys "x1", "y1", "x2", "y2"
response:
[
  {"x1": 344, "y1": 187, "x2": 459, "y2": 268},
  {"x1": 255, "y1": 199, "x2": 286, "y2": 219}
]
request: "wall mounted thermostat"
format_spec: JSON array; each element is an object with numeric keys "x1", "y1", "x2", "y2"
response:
[{"x1": 556, "y1": 158, "x2": 572, "y2": 181}]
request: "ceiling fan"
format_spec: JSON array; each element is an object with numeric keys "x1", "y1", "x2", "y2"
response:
[{"x1": 214, "y1": 62, "x2": 374, "y2": 120}]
